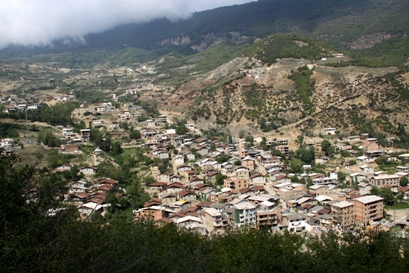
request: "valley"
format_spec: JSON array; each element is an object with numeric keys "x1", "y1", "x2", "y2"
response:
[{"x1": 2, "y1": 1, "x2": 409, "y2": 271}]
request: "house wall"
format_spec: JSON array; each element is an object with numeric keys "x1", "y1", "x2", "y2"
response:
[
  {"x1": 369, "y1": 176, "x2": 399, "y2": 188},
  {"x1": 234, "y1": 208, "x2": 256, "y2": 227},
  {"x1": 352, "y1": 200, "x2": 383, "y2": 225},
  {"x1": 242, "y1": 160, "x2": 255, "y2": 171},
  {"x1": 332, "y1": 205, "x2": 355, "y2": 227}
]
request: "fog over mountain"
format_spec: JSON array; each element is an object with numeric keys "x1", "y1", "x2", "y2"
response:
[{"x1": 0, "y1": 0, "x2": 254, "y2": 48}]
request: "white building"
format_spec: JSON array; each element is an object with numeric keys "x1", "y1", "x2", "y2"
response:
[
  {"x1": 282, "y1": 213, "x2": 309, "y2": 232},
  {"x1": 233, "y1": 202, "x2": 257, "y2": 227}
]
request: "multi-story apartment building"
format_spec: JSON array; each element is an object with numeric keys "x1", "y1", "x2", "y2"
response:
[
  {"x1": 256, "y1": 209, "x2": 281, "y2": 230},
  {"x1": 80, "y1": 129, "x2": 90, "y2": 142},
  {"x1": 233, "y1": 202, "x2": 257, "y2": 227},
  {"x1": 202, "y1": 208, "x2": 225, "y2": 234},
  {"x1": 351, "y1": 195, "x2": 384, "y2": 225},
  {"x1": 223, "y1": 177, "x2": 248, "y2": 190},
  {"x1": 241, "y1": 156, "x2": 256, "y2": 171},
  {"x1": 331, "y1": 201, "x2": 355, "y2": 227},
  {"x1": 275, "y1": 145, "x2": 290, "y2": 157},
  {"x1": 282, "y1": 213, "x2": 308, "y2": 232}
]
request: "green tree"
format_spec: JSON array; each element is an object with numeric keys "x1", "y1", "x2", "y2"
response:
[
  {"x1": 296, "y1": 146, "x2": 315, "y2": 164},
  {"x1": 321, "y1": 140, "x2": 334, "y2": 157},
  {"x1": 370, "y1": 186, "x2": 381, "y2": 196},
  {"x1": 377, "y1": 187, "x2": 395, "y2": 206},
  {"x1": 38, "y1": 130, "x2": 60, "y2": 147},
  {"x1": 130, "y1": 129, "x2": 141, "y2": 140},
  {"x1": 337, "y1": 171, "x2": 346, "y2": 183},
  {"x1": 215, "y1": 173, "x2": 227, "y2": 185},
  {"x1": 111, "y1": 141, "x2": 123, "y2": 155},
  {"x1": 245, "y1": 135, "x2": 254, "y2": 146},
  {"x1": 400, "y1": 176, "x2": 408, "y2": 187},
  {"x1": 143, "y1": 175, "x2": 156, "y2": 186},
  {"x1": 119, "y1": 122, "x2": 129, "y2": 130},
  {"x1": 397, "y1": 191, "x2": 405, "y2": 202},
  {"x1": 158, "y1": 159, "x2": 169, "y2": 173},
  {"x1": 290, "y1": 158, "x2": 304, "y2": 173}
]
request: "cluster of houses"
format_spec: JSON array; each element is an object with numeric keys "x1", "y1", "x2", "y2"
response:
[
  {"x1": 4, "y1": 90, "x2": 409, "y2": 234},
  {"x1": 123, "y1": 127, "x2": 409, "y2": 235},
  {"x1": 56, "y1": 164, "x2": 118, "y2": 217},
  {"x1": 135, "y1": 180, "x2": 387, "y2": 235},
  {"x1": 1, "y1": 96, "x2": 39, "y2": 113}
]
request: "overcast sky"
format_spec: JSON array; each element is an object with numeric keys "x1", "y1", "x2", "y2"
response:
[{"x1": 0, "y1": 0, "x2": 254, "y2": 49}]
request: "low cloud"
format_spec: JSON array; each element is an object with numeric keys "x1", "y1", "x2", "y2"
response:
[{"x1": 0, "y1": 0, "x2": 253, "y2": 49}]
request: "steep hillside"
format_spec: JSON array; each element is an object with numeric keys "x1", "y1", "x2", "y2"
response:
[{"x1": 157, "y1": 34, "x2": 409, "y2": 143}]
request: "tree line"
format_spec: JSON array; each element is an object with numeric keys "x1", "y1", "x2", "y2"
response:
[
  {"x1": 1, "y1": 153, "x2": 409, "y2": 272},
  {"x1": 2, "y1": 102, "x2": 79, "y2": 126}
]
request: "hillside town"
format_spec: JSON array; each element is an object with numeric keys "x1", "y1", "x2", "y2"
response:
[{"x1": 2, "y1": 94, "x2": 409, "y2": 237}]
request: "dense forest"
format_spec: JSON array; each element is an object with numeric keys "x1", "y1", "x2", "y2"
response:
[{"x1": 1, "y1": 153, "x2": 409, "y2": 272}]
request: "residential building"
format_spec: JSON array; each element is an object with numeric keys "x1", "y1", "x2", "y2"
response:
[
  {"x1": 351, "y1": 195, "x2": 384, "y2": 225},
  {"x1": 224, "y1": 177, "x2": 248, "y2": 190},
  {"x1": 242, "y1": 156, "x2": 256, "y2": 171},
  {"x1": 202, "y1": 208, "x2": 225, "y2": 234},
  {"x1": 282, "y1": 213, "x2": 308, "y2": 232},
  {"x1": 369, "y1": 174, "x2": 400, "y2": 188},
  {"x1": 275, "y1": 145, "x2": 289, "y2": 157},
  {"x1": 256, "y1": 209, "x2": 281, "y2": 230},
  {"x1": 134, "y1": 206, "x2": 174, "y2": 221},
  {"x1": 331, "y1": 201, "x2": 355, "y2": 227},
  {"x1": 80, "y1": 129, "x2": 90, "y2": 141},
  {"x1": 324, "y1": 127, "x2": 336, "y2": 135},
  {"x1": 233, "y1": 202, "x2": 257, "y2": 228}
]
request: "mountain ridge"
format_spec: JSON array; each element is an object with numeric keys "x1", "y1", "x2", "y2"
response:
[{"x1": 1, "y1": 0, "x2": 409, "y2": 67}]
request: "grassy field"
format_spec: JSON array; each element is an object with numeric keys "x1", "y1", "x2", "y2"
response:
[
  {"x1": 14, "y1": 145, "x2": 56, "y2": 169},
  {"x1": 385, "y1": 201, "x2": 409, "y2": 210}
]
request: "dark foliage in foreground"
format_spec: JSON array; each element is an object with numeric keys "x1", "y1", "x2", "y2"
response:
[{"x1": 1, "y1": 153, "x2": 409, "y2": 272}]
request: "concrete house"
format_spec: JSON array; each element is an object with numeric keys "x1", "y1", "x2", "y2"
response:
[
  {"x1": 201, "y1": 208, "x2": 225, "y2": 234},
  {"x1": 360, "y1": 164, "x2": 374, "y2": 173},
  {"x1": 173, "y1": 154, "x2": 184, "y2": 166},
  {"x1": 177, "y1": 190, "x2": 197, "y2": 201},
  {"x1": 60, "y1": 144, "x2": 80, "y2": 154},
  {"x1": 235, "y1": 166, "x2": 250, "y2": 179},
  {"x1": 197, "y1": 145, "x2": 209, "y2": 156},
  {"x1": 350, "y1": 173, "x2": 368, "y2": 183},
  {"x1": 369, "y1": 174, "x2": 400, "y2": 188},
  {"x1": 256, "y1": 209, "x2": 281, "y2": 230},
  {"x1": 62, "y1": 128, "x2": 75, "y2": 139},
  {"x1": 176, "y1": 165, "x2": 192, "y2": 174},
  {"x1": 233, "y1": 202, "x2": 257, "y2": 228},
  {"x1": 275, "y1": 145, "x2": 290, "y2": 157},
  {"x1": 331, "y1": 201, "x2": 355, "y2": 228},
  {"x1": 249, "y1": 173, "x2": 266, "y2": 185},
  {"x1": 224, "y1": 177, "x2": 249, "y2": 191},
  {"x1": 79, "y1": 166, "x2": 98, "y2": 175},
  {"x1": 80, "y1": 129, "x2": 90, "y2": 142},
  {"x1": 351, "y1": 195, "x2": 384, "y2": 225},
  {"x1": 176, "y1": 216, "x2": 207, "y2": 236},
  {"x1": 242, "y1": 156, "x2": 256, "y2": 171},
  {"x1": 315, "y1": 156, "x2": 330, "y2": 165},
  {"x1": 324, "y1": 127, "x2": 336, "y2": 135},
  {"x1": 157, "y1": 172, "x2": 172, "y2": 183},
  {"x1": 282, "y1": 213, "x2": 308, "y2": 232}
]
